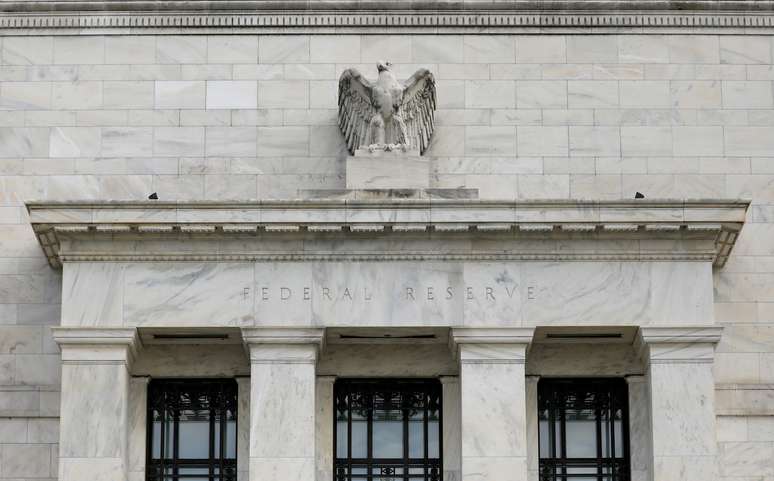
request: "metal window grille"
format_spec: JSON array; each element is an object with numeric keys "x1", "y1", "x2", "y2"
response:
[
  {"x1": 146, "y1": 379, "x2": 238, "y2": 481},
  {"x1": 538, "y1": 378, "x2": 630, "y2": 481},
  {"x1": 334, "y1": 379, "x2": 442, "y2": 481}
]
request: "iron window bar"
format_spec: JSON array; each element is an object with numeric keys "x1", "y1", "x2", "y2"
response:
[
  {"x1": 146, "y1": 379, "x2": 238, "y2": 481},
  {"x1": 538, "y1": 378, "x2": 630, "y2": 481},
  {"x1": 334, "y1": 378, "x2": 442, "y2": 481}
]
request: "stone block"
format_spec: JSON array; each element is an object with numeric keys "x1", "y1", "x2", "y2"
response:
[
  {"x1": 105, "y1": 36, "x2": 156, "y2": 64},
  {"x1": 725, "y1": 127, "x2": 774, "y2": 156},
  {"x1": 517, "y1": 126, "x2": 568, "y2": 156},
  {"x1": 618, "y1": 35, "x2": 669, "y2": 64},
  {"x1": 259, "y1": 36, "x2": 309, "y2": 63},
  {"x1": 670, "y1": 80, "x2": 722, "y2": 108},
  {"x1": 257, "y1": 126, "x2": 309, "y2": 157},
  {"x1": 103, "y1": 81, "x2": 154, "y2": 109},
  {"x1": 465, "y1": 80, "x2": 515, "y2": 109},
  {"x1": 205, "y1": 127, "x2": 258, "y2": 157},
  {"x1": 258, "y1": 80, "x2": 308, "y2": 109},
  {"x1": 672, "y1": 126, "x2": 724, "y2": 156},
  {"x1": 0, "y1": 81, "x2": 52, "y2": 110},
  {"x1": 463, "y1": 36, "x2": 515, "y2": 63},
  {"x1": 517, "y1": 80, "x2": 567, "y2": 109},
  {"x1": 207, "y1": 36, "x2": 258, "y2": 63},
  {"x1": 566, "y1": 35, "x2": 618, "y2": 63},
  {"x1": 465, "y1": 126, "x2": 516, "y2": 156},
  {"x1": 53, "y1": 36, "x2": 105, "y2": 65},
  {"x1": 515, "y1": 36, "x2": 566, "y2": 63},
  {"x1": 2, "y1": 36, "x2": 53, "y2": 65},
  {"x1": 722, "y1": 81, "x2": 774, "y2": 109},
  {"x1": 156, "y1": 36, "x2": 207, "y2": 64},
  {"x1": 621, "y1": 127, "x2": 673, "y2": 156},
  {"x1": 310, "y1": 36, "x2": 361, "y2": 63},
  {"x1": 361, "y1": 36, "x2": 412, "y2": 63},
  {"x1": 206, "y1": 81, "x2": 258, "y2": 110},
  {"x1": 153, "y1": 127, "x2": 205, "y2": 157},
  {"x1": 668, "y1": 35, "x2": 720, "y2": 64},
  {"x1": 568, "y1": 126, "x2": 621, "y2": 157},
  {"x1": 411, "y1": 35, "x2": 463, "y2": 63},
  {"x1": 49, "y1": 127, "x2": 101, "y2": 158},
  {"x1": 346, "y1": 150, "x2": 429, "y2": 189},
  {"x1": 620, "y1": 80, "x2": 670, "y2": 108},
  {"x1": 52, "y1": 81, "x2": 103, "y2": 110},
  {"x1": 567, "y1": 80, "x2": 618, "y2": 108},
  {"x1": 720, "y1": 36, "x2": 772, "y2": 64},
  {"x1": 154, "y1": 81, "x2": 205, "y2": 109},
  {"x1": 2, "y1": 443, "x2": 52, "y2": 477},
  {"x1": 101, "y1": 127, "x2": 153, "y2": 157}
]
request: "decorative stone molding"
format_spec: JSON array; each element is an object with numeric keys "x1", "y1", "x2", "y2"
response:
[
  {"x1": 3, "y1": 1, "x2": 774, "y2": 33},
  {"x1": 635, "y1": 326, "x2": 723, "y2": 365},
  {"x1": 450, "y1": 327, "x2": 536, "y2": 363},
  {"x1": 51, "y1": 327, "x2": 141, "y2": 366},
  {"x1": 241, "y1": 327, "x2": 325, "y2": 364},
  {"x1": 27, "y1": 199, "x2": 749, "y2": 268}
]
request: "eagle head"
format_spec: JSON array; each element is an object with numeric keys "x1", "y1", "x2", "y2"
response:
[{"x1": 376, "y1": 60, "x2": 392, "y2": 72}]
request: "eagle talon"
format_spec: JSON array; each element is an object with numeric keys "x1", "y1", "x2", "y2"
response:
[{"x1": 368, "y1": 143, "x2": 382, "y2": 153}]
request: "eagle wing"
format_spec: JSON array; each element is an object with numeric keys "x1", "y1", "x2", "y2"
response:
[
  {"x1": 338, "y1": 68, "x2": 376, "y2": 154},
  {"x1": 400, "y1": 68, "x2": 437, "y2": 155}
]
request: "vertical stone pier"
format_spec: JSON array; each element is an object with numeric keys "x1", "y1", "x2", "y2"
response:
[
  {"x1": 241, "y1": 328, "x2": 324, "y2": 481},
  {"x1": 451, "y1": 328, "x2": 534, "y2": 481},
  {"x1": 637, "y1": 327, "x2": 722, "y2": 481},
  {"x1": 52, "y1": 328, "x2": 140, "y2": 481}
]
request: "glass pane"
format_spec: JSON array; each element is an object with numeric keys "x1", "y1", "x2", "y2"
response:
[
  {"x1": 408, "y1": 410, "x2": 424, "y2": 458},
  {"x1": 163, "y1": 412, "x2": 174, "y2": 458},
  {"x1": 352, "y1": 408, "x2": 367, "y2": 459},
  {"x1": 336, "y1": 420, "x2": 348, "y2": 458},
  {"x1": 565, "y1": 409, "x2": 597, "y2": 458},
  {"x1": 427, "y1": 408, "x2": 440, "y2": 459},
  {"x1": 539, "y1": 418, "x2": 550, "y2": 458},
  {"x1": 178, "y1": 409, "x2": 211, "y2": 459},
  {"x1": 225, "y1": 418, "x2": 237, "y2": 459},
  {"x1": 372, "y1": 403, "x2": 403, "y2": 458},
  {"x1": 151, "y1": 416, "x2": 162, "y2": 459}
]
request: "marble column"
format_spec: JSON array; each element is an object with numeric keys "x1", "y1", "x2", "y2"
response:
[
  {"x1": 236, "y1": 376, "x2": 251, "y2": 481},
  {"x1": 128, "y1": 376, "x2": 150, "y2": 481},
  {"x1": 451, "y1": 328, "x2": 535, "y2": 481},
  {"x1": 525, "y1": 376, "x2": 540, "y2": 481},
  {"x1": 241, "y1": 328, "x2": 325, "y2": 481},
  {"x1": 636, "y1": 326, "x2": 722, "y2": 481},
  {"x1": 52, "y1": 327, "x2": 140, "y2": 481},
  {"x1": 440, "y1": 375, "x2": 461, "y2": 481}
]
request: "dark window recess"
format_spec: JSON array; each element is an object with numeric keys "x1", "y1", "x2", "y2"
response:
[
  {"x1": 538, "y1": 378, "x2": 630, "y2": 481},
  {"x1": 334, "y1": 379, "x2": 442, "y2": 481},
  {"x1": 146, "y1": 379, "x2": 238, "y2": 481}
]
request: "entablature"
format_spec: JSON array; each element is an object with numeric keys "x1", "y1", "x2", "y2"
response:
[
  {"x1": 27, "y1": 198, "x2": 749, "y2": 269},
  {"x1": 3, "y1": 0, "x2": 774, "y2": 33}
]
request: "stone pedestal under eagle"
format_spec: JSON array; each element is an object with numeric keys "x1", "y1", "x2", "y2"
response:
[{"x1": 338, "y1": 61, "x2": 436, "y2": 154}]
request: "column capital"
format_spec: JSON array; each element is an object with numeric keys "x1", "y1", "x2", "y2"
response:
[
  {"x1": 51, "y1": 327, "x2": 140, "y2": 366},
  {"x1": 635, "y1": 326, "x2": 723, "y2": 365},
  {"x1": 241, "y1": 327, "x2": 325, "y2": 364},
  {"x1": 450, "y1": 327, "x2": 535, "y2": 364}
]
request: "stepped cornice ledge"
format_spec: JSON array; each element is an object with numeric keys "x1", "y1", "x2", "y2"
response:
[
  {"x1": 27, "y1": 198, "x2": 749, "y2": 269},
  {"x1": 3, "y1": 0, "x2": 774, "y2": 33}
]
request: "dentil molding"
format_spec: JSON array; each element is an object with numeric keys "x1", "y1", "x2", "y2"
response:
[
  {"x1": 3, "y1": 0, "x2": 774, "y2": 33},
  {"x1": 26, "y1": 198, "x2": 749, "y2": 268}
]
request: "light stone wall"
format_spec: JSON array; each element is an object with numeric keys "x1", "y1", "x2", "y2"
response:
[{"x1": 1, "y1": 32, "x2": 774, "y2": 479}]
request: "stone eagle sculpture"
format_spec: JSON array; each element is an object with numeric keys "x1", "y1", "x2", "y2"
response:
[{"x1": 338, "y1": 61, "x2": 436, "y2": 155}]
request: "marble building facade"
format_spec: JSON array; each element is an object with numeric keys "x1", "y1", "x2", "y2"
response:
[{"x1": 2, "y1": 1, "x2": 774, "y2": 481}]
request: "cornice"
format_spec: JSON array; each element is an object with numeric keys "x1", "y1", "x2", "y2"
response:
[
  {"x1": 26, "y1": 198, "x2": 749, "y2": 269},
  {"x1": 3, "y1": 1, "x2": 774, "y2": 33}
]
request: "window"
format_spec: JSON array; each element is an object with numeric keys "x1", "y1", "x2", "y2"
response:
[
  {"x1": 334, "y1": 379, "x2": 442, "y2": 481},
  {"x1": 147, "y1": 379, "x2": 238, "y2": 481},
  {"x1": 538, "y1": 378, "x2": 630, "y2": 481}
]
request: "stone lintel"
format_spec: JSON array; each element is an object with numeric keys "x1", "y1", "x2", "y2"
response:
[
  {"x1": 51, "y1": 327, "x2": 140, "y2": 365},
  {"x1": 635, "y1": 326, "x2": 723, "y2": 364},
  {"x1": 241, "y1": 327, "x2": 325, "y2": 363}
]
